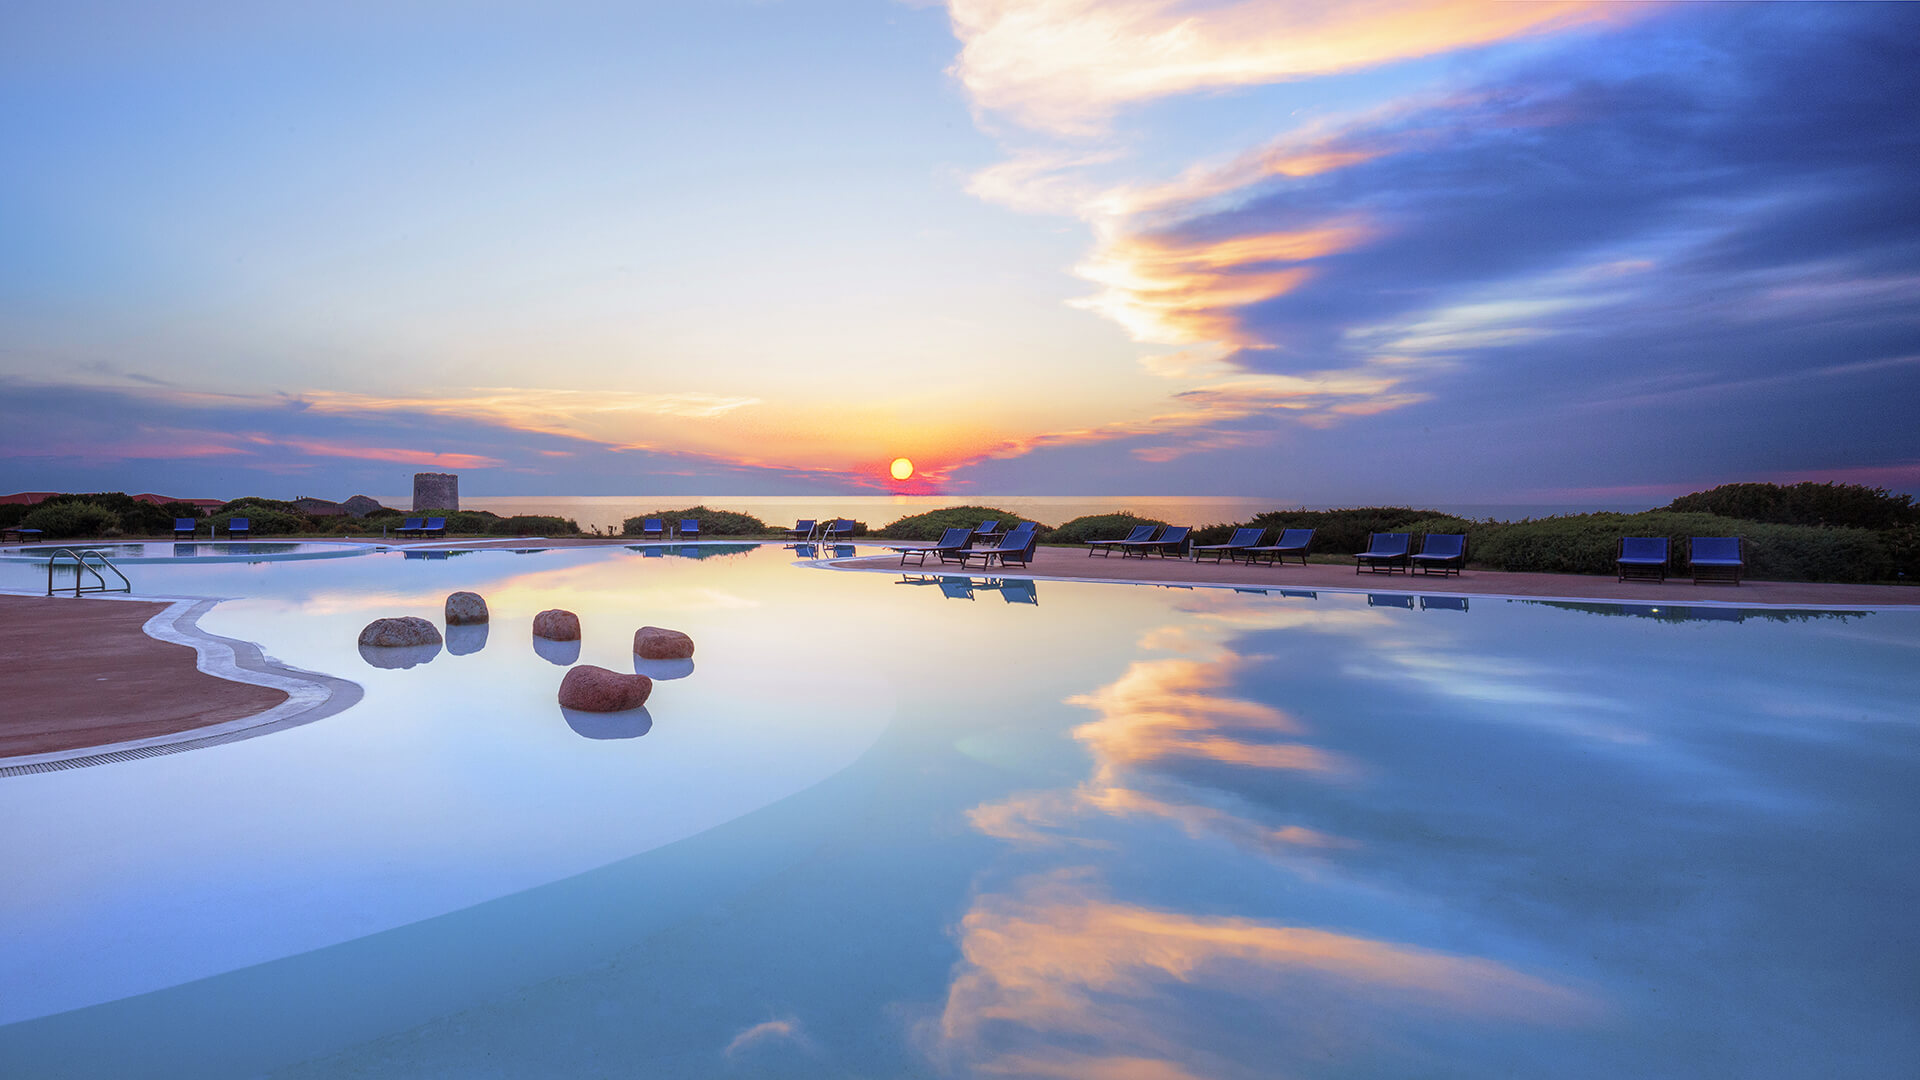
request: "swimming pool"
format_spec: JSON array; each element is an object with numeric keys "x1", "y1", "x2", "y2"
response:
[
  {"x1": 1, "y1": 540, "x2": 374, "y2": 564},
  {"x1": 1, "y1": 544, "x2": 1915, "y2": 1078}
]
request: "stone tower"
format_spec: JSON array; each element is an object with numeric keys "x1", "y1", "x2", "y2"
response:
[{"x1": 412, "y1": 472, "x2": 459, "y2": 511}]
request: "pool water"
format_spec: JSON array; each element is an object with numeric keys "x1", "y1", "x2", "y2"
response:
[
  {"x1": 1, "y1": 545, "x2": 1916, "y2": 1078},
  {"x1": 1, "y1": 540, "x2": 372, "y2": 564}
]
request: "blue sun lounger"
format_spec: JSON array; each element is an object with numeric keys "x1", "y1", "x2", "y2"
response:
[
  {"x1": 639, "y1": 518, "x2": 666, "y2": 540},
  {"x1": 678, "y1": 519, "x2": 700, "y2": 541},
  {"x1": 173, "y1": 518, "x2": 197, "y2": 540},
  {"x1": 785, "y1": 519, "x2": 816, "y2": 540},
  {"x1": 418, "y1": 517, "x2": 446, "y2": 538},
  {"x1": 1689, "y1": 536, "x2": 1744, "y2": 585},
  {"x1": 394, "y1": 517, "x2": 423, "y2": 537},
  {"x1": 1616, "y1": 537, "x2": 1669, "y2": 582},
  {"x1": 227, "y1": 517, "x2": 251, "y2": 540},
  {"x1": 1192, "y1": 527, "x2": 1265, "y2": 564},
  {"x1": 1118, "y1": 525, "x2": 1190, "y2": 558},
  {"x1": 960, "y1": 522, "x2": 1037, "y2": 568},
  {"x1": 1355, "y1": 532, "x2": 1410, "y2": 574},
  {"x1": 973, "y1": 520, "x2": 1002, "y2": 544},
  {"x1": 1242, "y1": 528, "x2": 1314, "y2": 566},
  {"x1": 823, "y1": 519, "x2": 856, "y2": 542},
  {"x1": 892, "y1": 526, "x2": 973, "y2": 567},
  {"x1": 1411, "y1": 533, "x2": 1466, "y2": 577},
  {"x1": 1087, "y1": 524, "x2": 1155, "y2": 557}
]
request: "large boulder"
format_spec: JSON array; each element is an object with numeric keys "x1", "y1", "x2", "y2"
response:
[
  {"x1": 533, "y1": 609, "x2": 581, "y2": 640},
  {"x1": 445, "y1": 591, "x2": 489, "y2": 625},
  {"x1": 341, "y1": 495, "x2": 385, "y2": 519},
  {"x1": 558, "y1": 665, "x2": 653, "y2": 712},
  {"x1": 633, "y1": 625, "x2": 694, "y2": 660},
  {"x1": 358, "y1": 616, "x2": 442, "y2": 647}
]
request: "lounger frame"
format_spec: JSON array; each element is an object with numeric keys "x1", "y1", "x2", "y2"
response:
[
  {"x1": 1354, "y1": 532, "x2": 1411, "y2": 574},
  {"x1": 1192, "y1": 528, "x2": 1265, "y2": 564},
  {"x1": 1688, "y1": 536, "x2": 1744, "y2": 586},
  {"x1": 1616, "y1": 537, "x2": 1669, "y2": 583},
  {"x1": 1241, "y1": 528, "x2": 1315, "y2": 566},
  {"x1": 1410, "y1": 534, "x2": 1467, "y2": 577}
]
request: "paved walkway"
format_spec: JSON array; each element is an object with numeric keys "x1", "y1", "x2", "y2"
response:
[{"x1": 0, "y1": 595, "x2": 289, "y2": 757}]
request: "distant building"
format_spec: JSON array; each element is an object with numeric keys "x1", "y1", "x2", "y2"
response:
[{"x1": 413, "y1": 472, "x2": 459, "y2": 511}]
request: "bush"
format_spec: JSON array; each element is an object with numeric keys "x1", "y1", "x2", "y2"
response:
[
  {"x1": 216, "y1": 496, "x2": 306, "y2": 516},
  {"x1": 1668, "y1": 482, "x2": 1917, "y2": 530},
  {"x1": 1469, "y1": 511, "x2": 1895, "y2": 582},
  {"x1": 489, "y1": 515, "x2": 579, "y2": 536},
  {"x1": 19, "y1": 502, "x2": 120, "y2": 538},
  {"x1": 1243, "y1": 507, "x2": 1449, "y2": 558},
  {"x1": 1042, "y1": 513, "x2": 1169, "y2": 545},
  {"x1": 874, "y1": 506, "x2": 1046, "y2": 541},
  {"x1": 622, "y1": 506, "x2": 769, "y2": 537}
]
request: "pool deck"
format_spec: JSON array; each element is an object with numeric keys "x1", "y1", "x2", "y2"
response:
[
  {"x1": 1, "y1": 540, "x2": 1911, "y2": 765},
  {"x1": 0, "y1": 594, "x2": 289, "y2": 758}
]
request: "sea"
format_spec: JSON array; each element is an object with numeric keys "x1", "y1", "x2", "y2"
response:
[{"x1": 369, "y1": 495, "x2": 1656, "y2": 536}]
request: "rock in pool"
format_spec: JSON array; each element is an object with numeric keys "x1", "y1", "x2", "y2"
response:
[
  {"x1": 358, "y1": 616, "x2": 443, "y2": 647},
  {"x1": 445, "y1": 591, "x2": 489, "y2": 625},
  {"x1": 533, "y1": 608, "x2": 581, "y2": 640},
  {"x1": 558, "y1": 665, "x2": 653, "y2": 712},
  {"x1": 633, "y1": 625, "x2": 694, "y2": 660}
]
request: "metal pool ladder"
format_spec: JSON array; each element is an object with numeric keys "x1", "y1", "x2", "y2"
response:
[{"x1": 45, "y1": 547, "x2": 132, "y2": 597}]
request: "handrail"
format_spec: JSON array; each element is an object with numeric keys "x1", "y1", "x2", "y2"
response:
[{"x1": 45, "y1": 547, "x2": 132, "y2": 597}]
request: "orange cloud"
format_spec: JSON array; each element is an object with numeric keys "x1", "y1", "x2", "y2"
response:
[{"x1": 270, "y1": 438, "x2": 503, "y2": 469}]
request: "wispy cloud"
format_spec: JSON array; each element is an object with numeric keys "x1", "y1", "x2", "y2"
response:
[{"x1": 946, "y1": 0, "x2": 1634, "y2": 136}]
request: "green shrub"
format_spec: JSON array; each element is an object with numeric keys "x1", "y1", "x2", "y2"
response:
[
  {"x1": 216, "y1": 496, "x2": 306, "y2": 516},
  {"x1": 1042, "y1": 513, "x2": 1169, "y2": 545},
  {"x1": 622, "y1": 506, "x2": 769, "y2": 537},
  {"x1": 489, "y1": 515, "x2": 578, "y2": 536},
  {"x1": 39, "y1": 492, "x2": 184, "y2": 534},
  {"x1": 1244, "y1": 507, "x2": 1449, "y2": 557},
  {"x1": 1469, "y1": 511, "x2": 1894, "y2": 582},
  {"x1": 0, "y1": 503, "x2": 29, "y2": 528},
  {"x1": 19, "y1": 502, "x2": 120, "y2": 538},
  {"x1": 1668, "y1": 482, "x2": 1916, "y2": 529},
  {"x1": 874, "y1": 506, "x2": 1046, "y2": 541}
]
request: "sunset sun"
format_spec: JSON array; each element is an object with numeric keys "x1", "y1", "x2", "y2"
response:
[{"x1": 889, "y1": 457, "x2": 914, "y2": 481}]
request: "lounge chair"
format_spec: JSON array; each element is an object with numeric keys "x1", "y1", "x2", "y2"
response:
[
  {"x1": 640, "y1": 518, "x2": 666, "y2": 541},
  {"x1": 892, "y1": 526, "x2": 973, "y2": 567},
  {"x1": 1086, "y1": 524, "x2": 1155, "y2": 557},
  {"x1": 394, "y1": 517, "x2": 424, "y2": 537},
  {"x1": 1410, "y1": 534, "x2": 1466, "y2": 577},
  {"x1": 1689, "y1": 536, "x2": 1744, "y2": 585},
  {"x1": 1110, "y1": 525, "x2": 1177, "y2": 558},
  {"x1": 1136, "y1": 525, "x2": 1191, "y2": 558},
  {"x1": 1616, "y1": 537, "x2": 1669, "y2": 583},
  {"x1": 1192, "y1": 527, "x2": 1265, "y2": 564},
  {"x1": 1354, "y1": 532, "x2": 1410, "y2": 574},
  {"x1": 418, "y1": 517, "x2": 446, "y2": 538},
  {"x1": 960, "y1": 522, "x2": 1037, "y2": 568},
  {"x1": 785, "y1": 519, "x2": 817, "y2": 540},
  {"x1": 973, "y1": 520, "x2": 1002, "y2": 544},
  {"x1": 678, "y1": 519, "x2": 700, "y2": 541},
  {"x1": 173, "y1": 518, "x2": 197, "y2": 540},
  {"x1": 823, "y1": 519, "x2": 856, "y2": 542},
  {"x1": 227, "y1": 517, "x2": 251, "y2": 540},
  {"x1": 1242, "y1": 528, "x2": 1315, "y2": 566}
]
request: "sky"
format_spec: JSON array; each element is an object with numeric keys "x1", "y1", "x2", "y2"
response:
[{"x1": 2, "y1": 0, "x2": 1916, "y2": 504}]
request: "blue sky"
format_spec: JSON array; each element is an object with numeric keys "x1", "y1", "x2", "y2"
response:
[{"x1": 2, "y1": 1, "x2": 1915, "y2": 503}]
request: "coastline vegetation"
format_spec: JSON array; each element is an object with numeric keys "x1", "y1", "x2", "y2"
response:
[{"x1": 5, "y1": 482, "x2": 1912, "y2": 583}]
